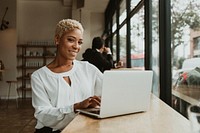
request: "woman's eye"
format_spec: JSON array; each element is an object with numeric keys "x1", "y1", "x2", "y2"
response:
[
  {"x1": 78, "y1": 41, "x2": 83, "y2": 45},
  {"x1": 67, "y1": 38, "x2": 75, "y2": 42}
]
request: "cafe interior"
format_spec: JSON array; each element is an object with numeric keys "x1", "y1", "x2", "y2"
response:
[{"x1": 0, "y1": 0, "x2": 200, "y2": 132}]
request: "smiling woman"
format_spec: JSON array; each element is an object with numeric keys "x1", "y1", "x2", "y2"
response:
[{"x1": 31, "y1": 19, "x2": 103, "y2": 133}]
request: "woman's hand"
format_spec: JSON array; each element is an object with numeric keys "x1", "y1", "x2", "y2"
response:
[
  {"x1": 74, "y1": 96, "x2": 101, "y2": 111},
  {"x1": 88, "y1": 95, "x2": 101, "y2": 108}
]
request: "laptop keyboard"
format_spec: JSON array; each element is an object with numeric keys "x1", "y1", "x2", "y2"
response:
[
  {"x1": 90, "y1": 110, "x2": 100, "y2": 114},
  {"x1": 86, "y1": 108, "x2": 100, "y2": 114}
]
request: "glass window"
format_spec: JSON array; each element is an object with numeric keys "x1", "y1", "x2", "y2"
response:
[
  {"x1": 112, "y1": 12, "x2": 117, "y2": 33},
  {"x1": 119, "y1": 0, "x2": 126, "y2": 24},
  {"x1": 119, "y1": 24, "x2": 127, "y2": 66},
  {"x1": 112, "y1": 34, "x2": 117, "y2": 61},
  {"x1": 171, "y1": 0, "x2": 200, "y2": 116},
  {"x1": 130, "y1": 0, "x2": 141, "y2": 10},
  {"x1": 193, "y1": 36, "x2": 200, "y2": 57},
  {"x1": 130, "y1": 6, "x2": 144, "y2": 70},
  {"x1": 152, "y1": 0, "x2": 160, "y2": 96}
]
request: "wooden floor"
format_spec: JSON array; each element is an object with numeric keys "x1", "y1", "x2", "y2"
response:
[{"x1": 0, "y1": 98, "x2": 36, "y2": 133}]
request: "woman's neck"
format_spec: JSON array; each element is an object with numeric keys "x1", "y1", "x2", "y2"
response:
[{"x1": 47, "y1": 58, "x2": 74, "y2": 73}]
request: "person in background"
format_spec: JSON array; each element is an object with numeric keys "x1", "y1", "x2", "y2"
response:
[
  {"x1": 31, "y1": 19, "x2": 102, "y2": 133},
  {"x1": 82, "y1": 37, "x2": 113, "y2": 72}
]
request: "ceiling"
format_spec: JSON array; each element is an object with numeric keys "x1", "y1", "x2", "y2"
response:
[{"x1": 63, "y1": 0, "x2": 109, "y2": 13}]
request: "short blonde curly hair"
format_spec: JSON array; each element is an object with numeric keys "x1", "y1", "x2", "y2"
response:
[{"x1": 55, "y1": 19, "x2": 84, "y2": 38}]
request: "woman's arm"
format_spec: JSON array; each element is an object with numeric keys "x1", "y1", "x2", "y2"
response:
[{"x1": 31, "y1": 74, "x2": 76, "y2": 130}]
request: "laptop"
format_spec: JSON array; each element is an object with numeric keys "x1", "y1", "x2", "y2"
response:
[{"x1": 76, "y1": 70, "x2": 153, "y2": 118}]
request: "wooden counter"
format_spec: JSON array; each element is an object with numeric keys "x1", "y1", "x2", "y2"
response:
[{"x1": 62, "y1": 94, "x2": 191, "y2": 133}]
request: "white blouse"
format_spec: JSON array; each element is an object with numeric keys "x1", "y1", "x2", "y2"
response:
[{"x1": 31, "y1": 60, "x2": 103, "y2": 130}]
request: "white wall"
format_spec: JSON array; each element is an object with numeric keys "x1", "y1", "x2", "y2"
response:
[
  {"x1": 17, "y1": 0, "x2": 71, "y2": 43},
  {"x1": 72, "y1": 0, "x2": 105, "y2": 60},
  {"x1": 90, "y1": 12, "x2": 104, "y2": 43},
  {"x1": 0, "y1": 0, "x2": 105, "y2": 98}
]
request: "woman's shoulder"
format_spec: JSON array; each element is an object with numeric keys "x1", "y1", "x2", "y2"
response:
[
  {"x1": 74, "y1": 60, "x2": 103, "y2": 77},
  {"x1": 75, "y1": 60, "x2": 100, "y2": 70},
  {"x1": 75, "y1": 60, "x2": 93, "y2": 67},
  {"x1": 31, "y1": 66, "x2": 48, "y2": 77}
]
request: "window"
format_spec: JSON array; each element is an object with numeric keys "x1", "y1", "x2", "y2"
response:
[
  {"x1": 130, "y1": 0, "x2": 141, "y2": 10},
  {"x1": 112, "y1": 34, "x2": 117, "y2": 61},
  {"x1": 119, "y1": 24, "x2": 127, "y2": 66},
  {"x1": 130, "y1": 6, "x2": 144, "y2": 69},
  {"x1": 119, "y1": 0, "x2": 126, "y2": 24},
  {"x1": 171, "y1": 0, "x2": 200, "y2": 117},
  {"x1": 151, "y1": 0, "x2": 160, "y2": 96},
  {"x1": 112, "y1": 12, "x2": 117, "y2": 33},
  {"x1": 193, "y1": 36, "x2": 200, "y2": 57}
]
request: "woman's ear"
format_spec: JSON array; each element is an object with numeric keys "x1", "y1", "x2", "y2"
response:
[{"x1": 54, "y1": 35, "x2": 60, "y2": 45}]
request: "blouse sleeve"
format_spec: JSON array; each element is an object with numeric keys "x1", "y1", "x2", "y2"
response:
[{"x1": 31, "y1": 74, "x2": 76, "y2": 130}]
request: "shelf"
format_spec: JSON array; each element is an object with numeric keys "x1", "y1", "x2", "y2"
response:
[
  {"x1": 17, "y1": 55, "x2": 55, "y2": 58},
  {"x1": 17, "y1": 76, "x2": 30, "y2": 80},
  {"x1": 17, "y1": 43, "x2": 56, "y2": 98},
  {"x1": 17, "y1": 66, "x2": 43, "y2": 69},
  {"x1": 17, "y1": 44, "x2": 56, "y2": 48}
]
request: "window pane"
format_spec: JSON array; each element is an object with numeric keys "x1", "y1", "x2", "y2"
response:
[
  {"x1": 171, "y1": 0, "x2": 200, "y2": 117},
  {"x1": 112, "y1": 34, "x2": 117, "y2": 61},
  {"x1": 130, "y1": 6, "x2": 144, "y2": 70},
  {"x1": 152, "y1": 0, "x2": 160, "y2": 96},
  {"x1": 112, "y1": 12, "x2": 117, "y2": 33},
  {"x1": 130, "y1": 0, "x2": 141, "y2": 10},
  {"x1": 119, "y1": 0, "x2": 126, "y2": 24},
  {"x1": 119, "y1": 24, "x2": 127, "y2": 66}
]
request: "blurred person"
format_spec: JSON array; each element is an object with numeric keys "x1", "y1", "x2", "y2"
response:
[
  {"x1": 31, "y1": 19, "x2": 103, "y2": 133},
  {"x1": 82, "y1": 37, "x2": 113, "y2": 72}
]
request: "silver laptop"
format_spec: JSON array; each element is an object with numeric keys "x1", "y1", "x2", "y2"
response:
[{"x1": 76, "y1": 70, "x2": 153, "y2": 118}]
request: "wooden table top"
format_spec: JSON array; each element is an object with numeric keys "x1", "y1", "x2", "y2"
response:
[{"x1": 62, "y1": 94, "x2": 191, "y2": 133}]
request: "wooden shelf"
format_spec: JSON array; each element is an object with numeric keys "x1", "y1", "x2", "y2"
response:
[
  {"x1": 17, "y1": 44, "x2": 56, "y2": 48},
  {"x1": 17, "y1": 43, "x2": 56, "y2": 98}
]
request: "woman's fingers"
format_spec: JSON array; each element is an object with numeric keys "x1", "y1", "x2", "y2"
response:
[
  {"x1": 77, "y1": 96, "x2": 101, "y2": 109},
  {"x1": 91, "y1": 96, "x2": 101, "y2": 103},
  {"x1": 91, "y1": 98, "x2": 101, "y2": 106},
  {"x1": 88, "y1": 96, "x2": 101, "y2": 108}
]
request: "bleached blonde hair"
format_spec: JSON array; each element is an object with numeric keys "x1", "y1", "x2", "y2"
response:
[{"x1": 55, "y1": 19, "x2": 84, "y2": 38}]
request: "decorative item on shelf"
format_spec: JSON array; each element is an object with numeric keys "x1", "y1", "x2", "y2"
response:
[
  {"x1": 27, "y1": 40, "x2": 54, "y2": 46},
  {"x1": 0, "y1": 60, "x2": 5, "y2": 81},
  {"x1": 0, "y1": 60, "x2": 5, "y2": 70},
  {"x1": 0, "y1": 7, "x2": 9, "y2": 31},
  {"x1": 25, "y1": 61, "x2": 43, "y2": 67},
  {"x1": 25, "y1": 51, "x2": 30, "y2": 56}
]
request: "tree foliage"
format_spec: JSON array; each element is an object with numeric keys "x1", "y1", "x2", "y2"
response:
[{"x1": 171, "y1": 0, "x2": 200, "y2": 61}]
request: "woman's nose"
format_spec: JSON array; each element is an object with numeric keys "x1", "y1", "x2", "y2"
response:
[{"x1": 73, "y1": 41, "x2": 80, "y2": 48}]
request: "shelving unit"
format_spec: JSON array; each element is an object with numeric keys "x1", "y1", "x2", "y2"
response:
[{"x1": 17, "y1": 44, "x2": 56, "y2": 98}]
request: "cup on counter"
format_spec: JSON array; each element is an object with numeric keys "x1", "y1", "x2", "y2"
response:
[{"x1": 187, "y1": 104, "x2": 200, "y2": 133}]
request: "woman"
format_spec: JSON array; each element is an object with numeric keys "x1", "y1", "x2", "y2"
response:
[{"x1": 31, "y1": 19, "x2": 103, "y2": 132}]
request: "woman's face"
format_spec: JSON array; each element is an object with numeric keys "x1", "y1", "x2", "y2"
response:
[{"x1": 56, "y1": 29, "x2": 83, "y2": 61}]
